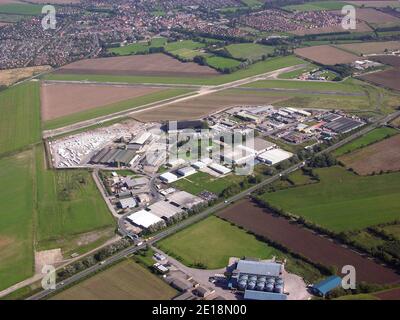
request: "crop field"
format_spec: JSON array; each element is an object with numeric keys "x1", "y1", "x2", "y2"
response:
[
  {"x1": 0, "y1": 81, "x2": 41, "y2": 156},
  {"x1": 218, "y1": 200, "x2": 400, "y2": 285},
  {"x1": 261, "y1": 166, "x2": 400, "y2": 232},
  {"x1": 51, "y1": 259, "x2": 177, "y2": 300},
  {"x1": 284, "y1": 1, "x2": 352, "y2": 11},
  {"x1": 45, "y1": 55, "x2": 305, "y2": 86},
  {"x1": 205, "y1": 56, "x2": 242, "y2": 69},
  {"x1": 225, "y1": 43, "x2": 274, "y2": 61},
  {"x1": 35, "y1": 146, "x2": 115, "y2": 254},
  {"x1": 360, "y1": 69, "x2": 400, "y2": 91},
  {"x1": 347, "y1": 1, "x2": 400, "y2": 8},
  {"x1": 290, "y1": 21, "x2": 372, "y2": 36},
  {"x1": 339, "y1": 134, "x2": 400, "y2": 175},
  {"x1": 371, "y1": 55, "x2": 400, "y2": 67},
  {"x1": 43, "y1": 88, "x2": 191, "y2": 130},
  {"x1": 40, "y1": 82, "x2": 165, "y2": 121},
  {"x1": 0, "y1": 3, "x2": 42, "y2": 15},
  {"x1": 0, "y1": 150, "x2": 35, "y2": 291},
  {"x1": 169, "y1": 48, "x2": 209, "y2": 60},
  {"x1": 355, "y1": 8, "x2": 400, "y2": 26},
  {"x1": 157, "y1": 216, "x2": 281, "y2": 269},
  {"x1": 333, "y1": 127, "x2": 398, "y2": 156},
  {"x1": 294, "y1": 45, "x2": 359, "y2": 65},
  {"x1": 54, "y1": 54, "x2": 219, "y2": 78},
  {"x1": 171, "y1": 172, "x2": 246, "y2": 196},
  {"x1": 336, "y1": 41, "x2": 400, "y2": 55},
  {"x1": 132, "y1": 89, "x2": 288, "y2": 122},
  {"x1": 0, "y1": 65, "x2": 51, "y2": 86}
]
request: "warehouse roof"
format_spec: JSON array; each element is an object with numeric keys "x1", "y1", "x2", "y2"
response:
[
  {"x1": 148, "y1": 200, "x2": 183, "y2": 219},
  {"x1": 313, "y1": 276, "x2": 342, "y2": 296},
  {"x1": 160, "y1": 172, "x2": 179, "y2": 183},
  {"x1": 167, "y1": 191, "x2": 204, "y2": 209},
  {"x1": 208, "y1": 162, "x2": 231, "y2": 175},
  {"x1": 130, "y1": 132, "x2": 152, "y2": 145},
  {"x1": 119, "y1": 197, "x2": 137, "y2": 209},
  {"x1": 127, "y1": 210, "x2": 164, "y2": 228},
  {"x1": 244, "y1": 290, "x2": 287, "y2": 301},
  {"x1": 237, "y1": 260, "x2": 282, "y2": 277},
  {"x1": 257, "y1": 148, "x2": 293, "y2": 165}
]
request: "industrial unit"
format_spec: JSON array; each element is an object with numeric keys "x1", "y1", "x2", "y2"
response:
[{"x1": 257, "y1": 148, "x2": 293, "y2": 165}]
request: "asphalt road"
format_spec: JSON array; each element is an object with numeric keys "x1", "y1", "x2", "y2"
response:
[{"x1": 27, "y1": 110, "x2": 400, "y2": 300}]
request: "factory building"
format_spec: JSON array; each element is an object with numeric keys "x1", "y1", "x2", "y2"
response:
[
  {"x1": 160, "y1": 172, "x2": 179, "y2": 183},
  {"x1": 191, "y1": 161, "x2": 206, "y2": 170},
  {"x1": 257, "y1": 148, "x2": 293, "y2": 165},
  {"x1": 208, "y1": 162, "x2": 232, "y2": 175},
  {"x1": 90, "y1": 148, "x2": 137, "y2": 167},
  {"x1": 167, "y1": 191, "x2": 205, "y2": 210},
  {"x1": 127, "y1": 210, "x2": 165, "y2": 229},
  {"x1": 231, "y1": 259, "x2": 286, "y2": 301},
  {"x1": 176, "y1": 166, "x2": 197, "y2": 177},
  {"x1": 129, "y1": 132, "x2": 152, "y2": 146},
  {"x1": 147, "y1": 200, "x2": 184, "y2": 220},
  {"x1": 323, "y1": 117, "x2": 364, "y2": 134},
  {"x1": 118, "y1": 197, "x2": 137, "y2": 209}
]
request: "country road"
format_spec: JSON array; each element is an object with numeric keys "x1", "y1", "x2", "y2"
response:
[{"x1": 25, "y1": 109, "x2": 400, "y2": 300}]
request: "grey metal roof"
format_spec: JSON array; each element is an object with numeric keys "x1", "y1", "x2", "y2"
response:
[
  {"x1": 244, "y1": 290, "x2": 287, "y2": 300},
  {"x1": 237, "y1": 260, "x2": 281, "y2": 277}
]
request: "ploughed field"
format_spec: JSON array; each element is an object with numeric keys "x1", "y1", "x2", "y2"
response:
[
  {"x1": 40, "y1": 82, "x2": 164, "y2": 121},
  {"x1": 294, "y1": 45, "x2": 359, "y2": 65},
  {"x1": 218, "y1": 199, "x2": 400, "y2": 285},
  {"x1": 54, "y1": 53, "x2": 220, "y2": 78},
  {"x1": 360, "y1": 68, "x2": 400, "y2": 91},
  {"x1": 339, "y1": 133, "x2": 400, "y2": 175}
]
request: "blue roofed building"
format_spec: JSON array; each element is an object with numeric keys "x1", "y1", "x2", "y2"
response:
[
  {"x1": 312, "y1": 276, "x2": 342, "y2": 296},
  {"x1": 244, "y1": 290, "x2": 287, "y2": 301}
]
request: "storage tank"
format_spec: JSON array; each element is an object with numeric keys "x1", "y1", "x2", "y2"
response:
[
  {"x1": 247, "y1": 280, "x2": 256, "y2": 290},
  {"x1": 266, "y1": 277, "x2": 275, "y2": 284},
  {"x1": 257, "y1": 276, "x2": 267, "y2": 282},
  {"x1": 239, "y1": 274, "x2": 248, "y2": 281},
  {"x1": 265, "y1": 283, "x2": 274, "y2": 292},
  {"x1": 256, "y1": 281, "x2": 265, "y2": 291},
  {"x1": 274, "y1": 284, "x2": 284, "y2": 294},
  {"x1": 249, "y1": 275, "x2": 257, "y2": 282},
  {"x1": 238, "y1": 280, "x2": 247, "y2": 291},
  {"x1": 276, "y1": 279, "x2": 284, "y2": 286}
]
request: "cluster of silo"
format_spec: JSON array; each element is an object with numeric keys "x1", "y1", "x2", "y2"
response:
[{"x1": 237, "y1": 274, "x2": 284, "y2": 294}]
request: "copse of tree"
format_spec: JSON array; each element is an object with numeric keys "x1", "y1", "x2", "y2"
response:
[{"x1": 308, "y1": 153, "x2": 337, "y2": 168}]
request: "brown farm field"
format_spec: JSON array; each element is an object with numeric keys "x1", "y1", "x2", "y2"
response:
[
  {"x1": 51, "y1": 259, "x2": 178, "y2": 300},
  {"x1": 218, "y1": 199, "x2": 400, "y2": 285},
  {"x1": 339, "y1": 133, "x2": 400, "y2": 175},
  {"x1": 371, "y1": 55, "x2": 400, "y2": 67},
  {"x1": 40, "y1": 82, "x2": 164, "y2": 121},
  {"x1": 132, "y1": 90, "x2": 288, "y2": 122},
  {"x1": 355, "y1": 8, "x2": 400, "y2": 25},
  {"x1": 337, "y1": 41, "x2": 400, "y2": 55},
  {"x1": 347, "y1": 1, "x2": 400, "y2": 8},
  {"x1": 55, "y1": 53, "x2": 220, "y2": 77},
  {"x1": 360, "y1": 68, "x2": 400, "y2": 91},
  {"x1": 0, "y1": 65, "x2": 51, "y2": 87},
  {"x1": 374, "y1": 287, "x2": 400, "y2": 300},
  {"x1": 294, "y1": 45, "x2": 359, "y2": 65},
  {"x1": 290, "y1": 22, "x2": 371, "y2": 36}
]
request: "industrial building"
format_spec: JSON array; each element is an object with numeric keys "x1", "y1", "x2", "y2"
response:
[
  {"x1": 230, "y1": 259, "x2": 287, "y2": 301},
  {"x1": 167, "y1": 191, "x2": 205, "y2": 209},
  {"x1": 90, "y1": 148, "x2": 137, "y2": 167},
  {"x1": 129, "y1": 132, "x2": 152, "y2": 145},
  {"x1": 208, "y1": 162, "x2": 231, "y2": 175},
  {"x1": 124, "y1": 176, "x2": 148, "y2": 189},
  {"x1": 147, "y1": 200, "x2": 184, "y2": 220},
  {"x1": 312, "y1": 276, "x2": 342, "y2": 297},
  {"x1": 160, "y1": 172, "x2": 179, "y2": 183},
  {"x1": 191, "y1": 161, "x2": 206, "y2": 170},
  {"x1": 177, "y1": 166, "x2": 197, "y2": 177},
  {"x1": 257, "y1": 148, "x2": 293, "y2": 165},
  {"x1": 323, "y1": 117, "x2": 364, "y2": 134},
  {"x1": 118, "y1": 197, "x2": 137, "y2": 209},
  {"x1": 127, "y1": 210, "x2": 165, "y2": 229}
]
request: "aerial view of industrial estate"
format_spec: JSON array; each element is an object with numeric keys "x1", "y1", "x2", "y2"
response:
[{"x1": 1, "y1": 0, "x2": 400, "y2": 306}]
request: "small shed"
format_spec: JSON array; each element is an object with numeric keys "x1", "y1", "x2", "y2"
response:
[{"x1": 312, "y1": 276, "x2": 342, "y2": 296}]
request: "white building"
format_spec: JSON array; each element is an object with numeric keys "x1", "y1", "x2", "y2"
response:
[
  {"x1": 160, "y1": 172, "x2": 179, "y2": 183},
  {"x1": 130, "y1": 132, "x2": 152, "y2": 145},
  {"x1": 177, "y1": 166, "x2": 197, "y2": 177},
  {"x1": 257, "y1": 149, "x2": 293, "y2": 165},
  {"x1": 192, "y1": 161, "x2": 206, "y2": 169},
  {"x1": 208, "y1": 162, "x2": 231, "y2": 175},
  {"x1": 127, "y1": 210, "x2": 165, "y2": 229},
  {"x1": 118, "y1": 197, "x2": 137, "y2": 209}
]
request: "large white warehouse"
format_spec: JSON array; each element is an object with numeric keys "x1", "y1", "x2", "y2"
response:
[{"x1": 257, "y1": 149, "x2": 293, "y2": 165}]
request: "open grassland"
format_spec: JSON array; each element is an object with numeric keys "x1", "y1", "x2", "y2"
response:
[
  {"x1": 0, "y1": 81, "x2": 41, "y2": 156},
  {"x1": 381, "y1": 224, "x2": 400, "y2": 241},
  {"x1": 0, "y1": 3, "x2": 43, "y2": 15},
  {"x1": 107, "y1": 38, "x2": 166, "y2": 56},
  {"x1": 0, "y1": 151, "x2": 35, "y2": 291},
  {"x1": 51, "y1": 259, "x2": 177, "y2": 300},
  {"x1": 336, "y1": 41, "x2": 400, "y2": 55},
  {"x1": 172, "y1": 172, "x2": 246, "y2": 196},
  {"x1": 0, "y1": 65, "x2": 51, "y2": 86},
  {"x1": 262, "y1": 166, "x2": 400, "y2": 232},
  {"x1": 333, "y1": 127, "x2": 398, "y2": 156},
  {"x1": 225, "y1": 43, "x2": 275, "y2": 61},
  {"x1": 285, "y1": 1, "x2": 351, "y2": 11},
  {"x1": 339, "y1": 134, "x2": 400, "y2": 175},
  {"x1": 45, "y1": 55, "x2": 305, "y2": 86},
  {"x1": 43, "y1": 88, "x2": 191, "y2": 130},
  {"x1": 205, "y1": 56, "x2": 242, "y2": 69},
  {"x1": 35, "y1": 146, "x2": 115, "y2": 254},
  {"x1": 157, "y1": 216, "x2": 281, "y2": 269},
  {"x1": 164, "y1": 40, "x2": 205, "y2": 52},
  {"x1": 278, "y1": 64, "x2": 318, "y2": 79}
]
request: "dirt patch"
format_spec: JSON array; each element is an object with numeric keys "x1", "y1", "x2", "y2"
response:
[
  {"x1": 359, "y1": 68, "x2": 400, "y2": 91},
  {"x1": 0, "y1": 65, "x2": 51, "y2": 86},
  {"x1": 40, "y1": 82, "x2": 164, "y2": 120},
  {"x1": 0, "y1": 236, "x2": 12, "y2": 250},
  {"x1": 132, "y1": 92, "x2": 288, "y2": 122},
  {"x1": 339, "y1": 134, "x2": 400, "y2": 175},
  {"x1": 294, "y1": 45, "x2": 359, "y2": 65},
  {"x1": 337, "y1": 41, "x2": 400, "y2": 55},
  {"x1": 218, "y1": 199, "x2": 400, "y2": 285},
  {"x1": 370, "y1": 55, "x2": 400, "y2": 67},
  {"x1": 55, "y1": 53, "x2": 220, "y2": 77},
  {"x1": 35, "y1": 249, "x2": 64, "y2": 273},
  {"x1": 374, "y1": 287, "x2": 400, "y2": 300}
]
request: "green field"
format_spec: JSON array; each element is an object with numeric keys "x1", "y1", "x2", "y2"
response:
[
  {"x1": 285, "y1": 1, "x2": 351, "y2": 11},
  {"x1": 0, "y1": 81, "x2": 41, "y2": 156},
  {"x1": 0, "y1": 3, "x2": 43, "y2": 15},
  {"x1": 44, "y1": 55, "x2": 305, "y2": 86},
  {"x1": 380, "y1": 224, "x2": 400, "y2": 241},
  {"x1": 169, "y1": 48, "x2": 210, "y2": 60},
  {"x1": 225, "y1": 43, "x2": 275, "y2": 61},
  {"x1": 108, "y1": 38, "x2": 166, "y2": 56},
  {"x1": 278, "y1": 64, "x2": 318, "y2": 79},
  {"x1": 261, "y1": 166, "x2": 400, "y2": 232},
  {"x1": 334, "y1": 127, "x2": 398, "y2": 156},
  {"x1": 205, "y1": 56, "x2": 242, "y2": 69},
  {"x1": 0, "y1": 151, "x2": 35, "y2": 291},
  {"x1": 35, "y1": 146, "x2": 115, "y2": 254},
  {"x1": 43, "y1": 88, "x2": 192, "y2": 130},
  {"x1": 165, "y1": 40, "x2": 205, "y2": 52},
  {"x1": 172, "y1": 172, "x2": 245, "y2": 196},
  {"x1": 51, "y1": 259, "x2": 177, "y2": 300},
  {"x1": 157, "y1": 216, "x2": 281, "y2": 269}
]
